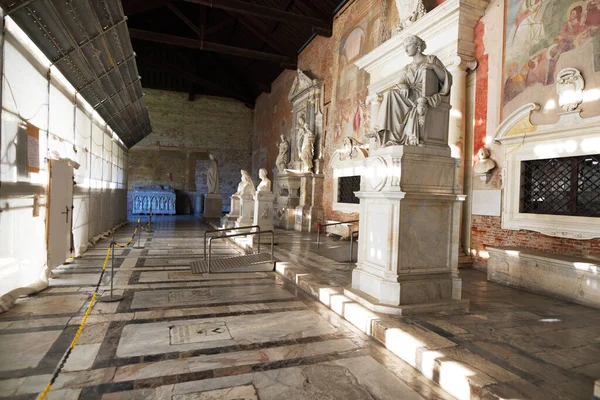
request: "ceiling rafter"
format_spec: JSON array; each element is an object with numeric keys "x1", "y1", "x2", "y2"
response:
[
  {"x1": 139, "y1": 55, "x2": 254, "y2": 105},
  {"x1": 129, "y1": 28, "x2": 297, "y2": 67},
  {"x1": 181, "y1": 0, "x2": 331, "y2": 34}
]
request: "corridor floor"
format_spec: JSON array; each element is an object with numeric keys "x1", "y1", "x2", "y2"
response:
[{"x1": 0, "y1": 217, "x2": 453, "y2": 400}]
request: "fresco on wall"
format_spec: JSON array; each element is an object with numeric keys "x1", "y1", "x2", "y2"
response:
[
  {"x1": 334, "y1": 10, "x2": 381, "y2": 142},
  {"x1": 502, "y1": 0, "x2": 600, "y2": 115}
]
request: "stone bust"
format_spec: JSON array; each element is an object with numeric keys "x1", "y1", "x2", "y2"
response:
[
  {"x1": 275, "y1": 134, "x2": 289, "y2": 173},
  {"x1": 372, "y1": 35, "x2": 452, "y2": 147},
  {"x1": 256, "y1": 168, "x2": 272, "y2": 192},
  {"x1": 206, "y1": 154, "x2": 219, "y2": 194},
  {"x1": 474, "y1": 147, "x2": 496, "y2": 174},
  {"x1": 234, "y1": 170, "x2": 256, "y2": 196}
]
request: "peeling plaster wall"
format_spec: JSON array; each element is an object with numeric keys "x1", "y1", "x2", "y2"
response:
[{"x1": 128, "y1": 89, "x2": 253, "y2": 214}]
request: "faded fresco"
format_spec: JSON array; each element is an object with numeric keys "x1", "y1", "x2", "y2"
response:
[
  {"x1": 502, "y1": 0, "x2": 600, "y2": 116},
  {"x1": 333, "y1": 10, "x2": 381, "y2": 142}
]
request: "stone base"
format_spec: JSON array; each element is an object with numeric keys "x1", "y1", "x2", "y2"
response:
[
  {"x1": 344, "y1": 287, "x2": 469, "y2": 315},
  {"x1": 487, "y1": 246, "x2": 600, "y2": 309},
  {"x1": 203, "y1": 194, "x2": 222, "y2": 219},
  {"x1": 254, "y1": 192, "x2": 276, "y2": 243},
  {"x1": 294, "y1": 206, "x2": 323, "y2": 232},
  {"x1": 274, "y1": 205, "x2": 296, "y2": 230}
]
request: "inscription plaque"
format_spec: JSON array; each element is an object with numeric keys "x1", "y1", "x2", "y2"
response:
[{"x1": 169, "y1": 322, "x2": 231, "y2": 345}]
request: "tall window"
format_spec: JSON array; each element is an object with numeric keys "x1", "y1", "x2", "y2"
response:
[{"x1": 520, "y1": 154, "x2": 600, "y2": 217}]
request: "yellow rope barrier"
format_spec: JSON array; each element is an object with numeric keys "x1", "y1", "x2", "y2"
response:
[{"x1": 38, "y1": 246, "x2": 112, "y2": 399}]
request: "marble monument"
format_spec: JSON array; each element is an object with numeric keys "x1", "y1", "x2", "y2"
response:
[{"x1": 347, "y1": 35, "x2": 468, "y2": 315}]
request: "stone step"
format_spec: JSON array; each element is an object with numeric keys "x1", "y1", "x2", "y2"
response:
[
  {"x1": 458, "y1": 255, "x2": 473, "y2": 269},
  {"x1": 275, "y1": 262, "x2": 522, "y2": 400}
]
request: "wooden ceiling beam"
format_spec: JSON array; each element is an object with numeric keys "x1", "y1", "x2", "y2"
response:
[
  {"x1": 181, "y1": 0, "x2": 331, "y2": 32},
  {"x1": 205, "y1": 17, "x2": 236, "y2": 35},
  {"x1": 139, "y1": 55, "x2": 254, "y2": 104},
  {"x1": 123, "y1": 0, "x2": 171, "y2": 16},
  {"x1": 230, "y1": 13, "x2": 291, "y2": 55},
  {"x1": 129, "y1": 28, "x2": 297, "y2": 67},
  {"x1": 166, "y1": 3, "x2": 203, "y2": 38}
]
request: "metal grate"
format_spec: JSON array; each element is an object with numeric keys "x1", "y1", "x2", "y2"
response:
[
  {"x1": 338, "y1": 176, "x2": 361, "y2": 204},
  {"x1": 520, "y1": 154, "x2": 600, "y2": 217},
  {"x1": 190, "y1": 253, "x2": 274, "y2": 274}
]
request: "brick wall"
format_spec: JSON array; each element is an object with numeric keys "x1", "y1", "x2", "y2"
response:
[
  {"x1": 128, "y1": 89, "x2": 253, "y2": 214},
  {"x1": 471, "y1": 215, "x2": 600, "y2": 270}
]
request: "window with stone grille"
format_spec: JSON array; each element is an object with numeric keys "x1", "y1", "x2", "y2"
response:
[
  {"x1": 337, "y1": 176, "x2": 361, "y2": 204},
  {"x1": 520, "y1": 154, "x2": 600, "y2": 217}
]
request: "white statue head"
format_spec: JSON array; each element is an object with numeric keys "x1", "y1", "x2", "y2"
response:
[
  {"x1": 209, "y1": 154, "x2": 216, "y2": 161},
  {"x1": 403, "y1": 35, "x2": 426, "y2": 56},
  {"x1": 259, "y1": 168, "x2": 268, "y2": 179}
]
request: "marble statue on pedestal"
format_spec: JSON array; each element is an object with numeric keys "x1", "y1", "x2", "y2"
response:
[
  {"x1": 256, "y1": 168, "x2": 272, "y2": 192},
  {"x1": 203, "y1": 154, "x2": 223, "y2": 219},
  {"x1": 254, "y1": 168, "x2": 275, "y2": 242},
  {"x1": 297, "y1": 115, "x2": 315, "y2": 173},
  {"x1": 275, "y1": 134, "x2": 290, "y2": 174},
  {"x1": 235, "y1": 170, "x2": 256, "y2": 196},
  {"x1": 372, "y1": 35, "x2": 452, "y2": 147},
  {"x1": 207, "y1": 154, "x2": 219, "y2": 194}
]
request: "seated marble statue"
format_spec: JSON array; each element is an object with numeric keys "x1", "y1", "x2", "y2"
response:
[
  {"x1": 256, "y1": 168, "x2": 272, "y2": 192},
  {"x1": 234, "y1": 170, "x2": 256, "y2": 196},
  {"x1": 275, "y1": 134, "x2": 290, "y2": 173},
  {"x1": 373, "y1": 35, "x2": 452, "y2": 147}
]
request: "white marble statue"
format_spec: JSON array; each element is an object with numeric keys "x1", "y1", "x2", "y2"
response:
[
  {"x1": 297, "y1": 115, "x2": 315, "y2": 172},
  {"x1": 275, "y1": 134, "x2": 290, "y2": 173},
  {"x1": 474, "y1": 147, "x2": 496, "y2": 175},
  {"x1": 206, "y1": 154, "x2": 220, "y2": 194},
  {"x1": 234, "y1": 170, "x2": 256, "y2": 196},
  {"x1": 373, "y1": 35, "x2": 452, "y2": 147},
  {"x1": 256, "y1": 168, "x2": 272, "y2": 192}
]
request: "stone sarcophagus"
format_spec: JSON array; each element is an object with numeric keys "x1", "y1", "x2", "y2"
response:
[{"x1": 133, "y1": 185, "x2": 176, "y2": 215}]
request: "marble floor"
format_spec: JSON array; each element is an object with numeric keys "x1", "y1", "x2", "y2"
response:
[{"x1": 0, "y1": 216, "x2": 452, "y2": 400}]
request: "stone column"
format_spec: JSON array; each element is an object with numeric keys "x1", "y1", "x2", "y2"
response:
[
  {"x1": 447, "y1": 57, "x2": 477, "y2": 256},
  {"x1": 447, "y1": 56, "x2": 477, "y2": 188}
]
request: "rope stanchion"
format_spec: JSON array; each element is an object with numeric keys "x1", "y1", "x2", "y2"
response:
[
  {"x1": 133, "y1": 218, "x2": 144, "y2": 249},
  {"x1": 98, "y1": 238, "x2": 124, "y2": 303},
  {"x1": 38, "y1": 245, "x2": 112, "y2": 400},
  {"x1": 114, "y1": 225, "x2": 138, "y2": 248}
]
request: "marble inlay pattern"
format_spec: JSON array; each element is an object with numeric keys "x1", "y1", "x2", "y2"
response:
[{"x1": 2, "y1": 216, "x2": 597, "y2": 400}]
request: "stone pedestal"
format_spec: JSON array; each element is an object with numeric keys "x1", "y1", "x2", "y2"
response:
[
  {"x1": 273, "y1": 172, "x2": 301, "y2": 230},
  {"x1": 235, "y1": 194, "x2": 255, "y2": 228},
  {"x1": 203, "y1": 193, "x2": 222, "y2": 219},
  {"x1": 346, "y1": 145, "x2": 469, "y2": 315},
  {"x1": 253, "y1": 191, "x2": 275, "y2": 243},
  {"x1": 294, "y1": 173, "x2": 323, "y2": 232},
  {"x1": 221, "y1": 194, "x2": 241, "y2": 228}
]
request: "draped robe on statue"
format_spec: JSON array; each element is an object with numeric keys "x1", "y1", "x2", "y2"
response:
[{"x1": 375, "y1": 54, "x2": 452, "y2": 146}]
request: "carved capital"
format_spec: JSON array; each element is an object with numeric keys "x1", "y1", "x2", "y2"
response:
[
  {"x1": 366, "y1": 93, "x2": 383, "y2": 105},
  {"x1": 448, "y1": 56, "x2": 477, "y2": 72}
]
